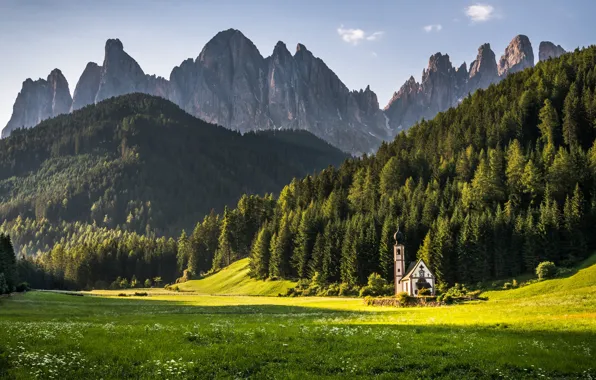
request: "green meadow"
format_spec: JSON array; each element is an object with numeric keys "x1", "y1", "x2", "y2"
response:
[{"x1": 1, "y1": 257, "x2": 595, "y2": 379}]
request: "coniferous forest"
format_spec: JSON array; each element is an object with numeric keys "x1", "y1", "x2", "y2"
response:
[{"x1": 5, "y1": 46, "x2": 596, "y2": 290}]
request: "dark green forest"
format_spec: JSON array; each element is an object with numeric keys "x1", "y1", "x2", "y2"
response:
[
  {"x1": 0, "y1": 93, "x2": 345, "y2": 253},
  {"x1": 6, "y1": 46, "x2": 596, "y2": 290}
]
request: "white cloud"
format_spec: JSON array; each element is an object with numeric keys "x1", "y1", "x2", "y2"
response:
[
  {"x1": 423, "y1": 24, "x2": 443, "y2": 33},
  {"x1": 371, "y1": 51, "x2": 378, "y2": 58},
  {"x1": 465, "y1": 4, "x2": 495, "y2": 22},
  {"x1": 366, "y1": 31, "x2": 385, "y2": 41},
  {"x1": 337, "y1": 25, "x2": 384, "y2": 45}
]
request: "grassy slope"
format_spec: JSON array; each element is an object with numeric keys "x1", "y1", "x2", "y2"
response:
[
  {"x1": 175, "y1": 258, "x2": 297, "y2": 296},
  {"x1": 484, "y1": 254, "x2": 596, "y2": 300}
]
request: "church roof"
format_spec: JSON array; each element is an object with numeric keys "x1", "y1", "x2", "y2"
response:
[{"x1": 401, "y1": 259, "x2": 434, "y2": 281}]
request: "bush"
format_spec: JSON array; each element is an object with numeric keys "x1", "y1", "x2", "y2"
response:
[
  {"x1": 325, "y1": 283, "x2": 340, "y2": 296},
  {"x1": 134, "y1": 292, "x2": 148, "y2": 297},
  {"x1": 338, "y1": 283, "x2": 358, "y2": 296},
  {"x1": 359, "y1": 286, "x2": 374, "y2": 297},
  {"x1": 440, "y1": 294, "x2": 454, "y2": 304},
  {"x1": 144, "y1": 279, "x2": 152, "y2": 288},
  {"x1": 503, "y1": 282, "x2": 512, "y2": 290},
  {"x1": 396, "y1": 291, "x2": 410, "y2": 306},
  {"x1": 118, "y1": 293, "x2": 127, "y2": 297},
  {"x1": 536, "y1": 261, "x2": 557, "y2": 280},
  {"x1": 15, "y1": 282, "x2": 30, "y2": 292},
  {"x1": 418, "y1": 287, "x2": 431, "y2": 296}
]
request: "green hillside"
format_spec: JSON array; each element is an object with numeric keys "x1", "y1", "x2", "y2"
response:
[
  {"x1": 176, "y1": 258, "x2": 296, "y2": 296},
  {"x1": 485, "y1": 254, "x2": 596, "y2": 300},
  {"x1": 0, "y1": 93, "x2": 347, "y2": 256}
]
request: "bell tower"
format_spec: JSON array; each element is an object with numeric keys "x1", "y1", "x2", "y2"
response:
[{"x1": 394, "y1": 227, "x2": 405, "y2": 295}]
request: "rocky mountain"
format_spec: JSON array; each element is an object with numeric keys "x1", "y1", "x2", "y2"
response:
[
  {"x1": 539, "y1": 41, "x2": 566, "y2": 61},
  {"x1": 3, "y1": 31, "x2": 565, "y2": 153},
  {"x1": 3, "y1": 69, "x2": 72, "y2": 138},
  {"x1": 498, "y1": 35, "x2": 534, "y2": 76},
  {"x1": 385, "y1": 35, "x2": 542, "y2": 133}
]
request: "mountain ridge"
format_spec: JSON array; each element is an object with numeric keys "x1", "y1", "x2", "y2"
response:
[{"x1": 3, "y1": 30, "x2": 567, "y2": 154}]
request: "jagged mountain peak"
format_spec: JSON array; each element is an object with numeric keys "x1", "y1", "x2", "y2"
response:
[
  {"x1": 498, "y1": 34, "x2": 534, "y2": 76},
  {"x1": 4, "y1": 31, "x2": 561, "y2": 154},
  {"x1": 105, "y1": 38, "x2": 124, "y2": 52},
  {"x1": 539, "y1": 41, "x2": 566, "y2": 61}
]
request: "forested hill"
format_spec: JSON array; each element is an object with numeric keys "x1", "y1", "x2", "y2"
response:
[
  {"x1": 10, "y1": 46, "x2": 596, "y2": 291},
  {"x1": 240, "y1": 45, "x2": 596, "y2": 288},
  {"x1": 0, "y1": 94, "x2": 347, "y2": 246}
]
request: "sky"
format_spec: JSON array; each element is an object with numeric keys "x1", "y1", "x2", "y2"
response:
[{"x1": 0, "y1": 0, "x2": 594, "y2": 129}]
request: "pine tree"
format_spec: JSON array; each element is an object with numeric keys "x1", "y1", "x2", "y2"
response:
[
  {"x1": 292, "y1": 205, "x2": 318, "y2": 278},
  {"x1": 538, "y1": 99, "x2": 560, "y2": 146},
  {"x1": 378, "y1": 216, "x2": 397, "y2": 281},
  {"x1": 249, "y1": 224, "x2": 272, "y2": 279},
  {"x1": 562, "y1": 83, "x2": 581, "y2": 148}
]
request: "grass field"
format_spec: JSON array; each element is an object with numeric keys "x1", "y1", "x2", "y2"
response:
[{"x1": 0, "y1": 258, "x2": 595, "y2": 379}]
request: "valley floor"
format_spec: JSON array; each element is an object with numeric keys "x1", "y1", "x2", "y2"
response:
[{"x1": 0, "y1": 261, "x2": 595, "y2": 379}]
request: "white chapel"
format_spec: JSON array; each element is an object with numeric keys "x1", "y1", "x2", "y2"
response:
[{"x1": 394, "y1": 229, "x2": 436, "y2": 296}]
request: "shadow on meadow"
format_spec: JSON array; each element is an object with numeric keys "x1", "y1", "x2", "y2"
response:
[{"x1": 1, "y1": 292, "x2": 595, "y2": 379}]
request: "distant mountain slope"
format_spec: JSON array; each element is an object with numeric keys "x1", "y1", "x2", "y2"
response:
[
  {"x1": 3, "y1": 29, "x2": 568, "y2": 154},
  {"x1": 0, "y1": 93, "x2": 347, "y2": 236}
]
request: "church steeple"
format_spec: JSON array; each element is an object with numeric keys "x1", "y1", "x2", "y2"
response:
[{"x1": 394, "y1": 227, "x2": 406, "y2": 295}]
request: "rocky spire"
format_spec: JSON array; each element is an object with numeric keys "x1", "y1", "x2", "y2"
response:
[
  {"x1": 2, "y1": 69, "x2": 72, "y2": 138},
  {"x1": 421, "y1": 53, "x2": 455, "y2": 112},
  {"x1": 71, "y1": 62, "x2": 102, "y2": 111},
  {"x1": 95, "y1": 38, "x2": 147, "y2": 103},
  {"x1": 539, "y1": 41, "x2": 566, "y2": 62},
  {"x1": 469, "y1": 43, "x2": 499, "y2": 91},
  {"x1": 498, "y1": 35, "x2": 534, "y2": 76}
]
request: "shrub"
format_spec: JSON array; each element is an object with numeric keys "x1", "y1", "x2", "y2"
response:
[
  {"x1": 418, "y1": 287, "x2": 431, "y2": 296},
  {"x1": 144, "y1": 279, "x2": 152, "y2": 288},
  {"x1": 178, "y1": 269, "x2": 195, "y2": 283},
  {"x1": 503, "y1": 282, "x2": 512, "y2": 290},
  {"x1": 119, "y1": 278, "x2": 130, "y2": 289},
  {"x1": 396, "y1": 291, "x2": 410, "y2": 306},
  {"x1": 512, "y1": 279, "x2": 518, "y2": 288},
  {"x1": 325, "y1": 283, "x2": 340, "y2": 296},
  {"x1": 118, "y1": 293, "x2": 127, "y2": 297},
  {"x1": 311, "y1": 271, "x2": 325, "y2": 288},
  {"x1": 382, "y1": 284, "x2": 394, "y2": 296},
  {"x1": 438, "y1": 294, "x2": 454, "y2": 304},
  {"x1": 15, "y1": 282, "x2": 30, "y2": 292},
  {"x1": 134, "y1": 292, "x2": 148, "y2": 297},
  {"x1": 536, "y1": 261, "x2": 557, "y2": 280},
  {"x1": 338, "y1": 283, "x2": 358, "y2": 297},
  {"x1": 359, "y1": 286, "x2": 374, "y2": 297}
]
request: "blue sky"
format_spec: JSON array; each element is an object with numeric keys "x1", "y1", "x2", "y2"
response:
[{"x1": 0, "y1": 0, "x2": 593, "y2": 129}]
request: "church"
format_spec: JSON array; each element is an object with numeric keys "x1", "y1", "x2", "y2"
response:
[{"x1": 393, "y1": 229, "x2": 436, "y2": 296}]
